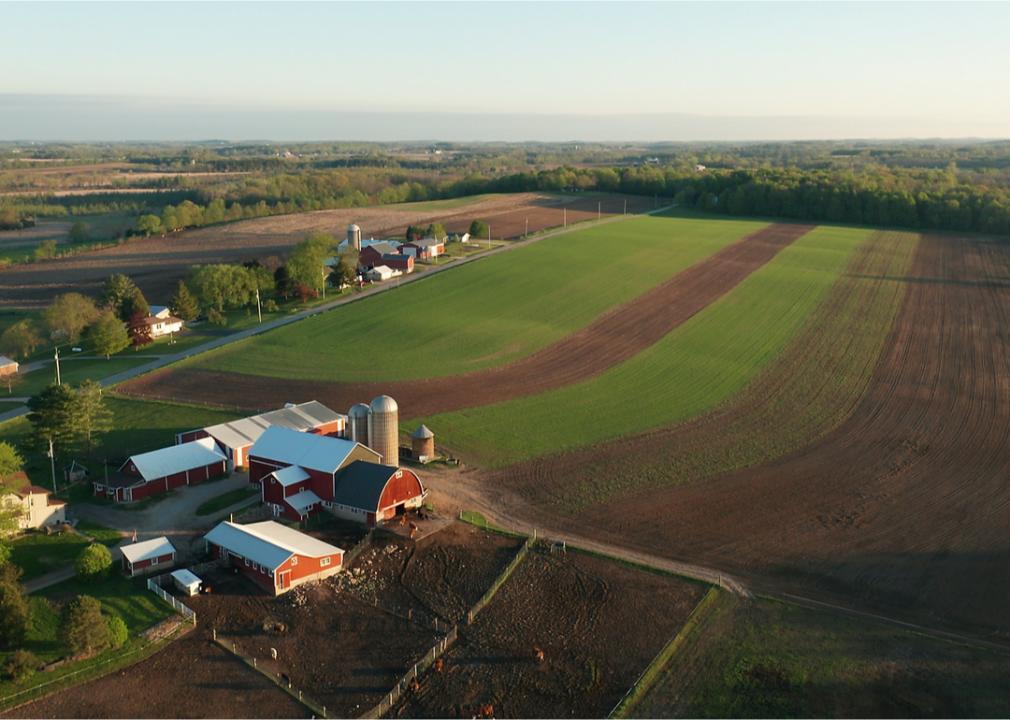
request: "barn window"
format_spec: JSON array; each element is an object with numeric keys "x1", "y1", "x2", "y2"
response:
[
  {"x1": 395, "y1": 470, "x2": 402, "y2": 478},
  {"x1": 291, "y1": 556, "x2": 298, "y2": 566},
  {"x1": 320, "y1": 557, "x2": 331, "y2": 567},
  {"x1": 244, "y1": 558, "x2": 250, "y2": 567}
]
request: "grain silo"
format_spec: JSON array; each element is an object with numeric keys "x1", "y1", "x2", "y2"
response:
[
  {"x1": 347, "y1": 224, "x2": 362, "y2": 251},
  {"x1": 348, "y1": 403, "x2": 371, "y2": 444},
  {"x1": 410, "y1": 424, "x2": 435, "y2": 462},
  {"x1": 368, "y1": 395, "x2": 399, "y2": 466}
]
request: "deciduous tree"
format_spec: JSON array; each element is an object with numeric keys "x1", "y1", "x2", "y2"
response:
[
  {"x1": 68, "y1": 221, "x2": 89, "y2": 243},
  {"x1": 0, "y1": 564, "x2": 30, "y2": 649},
  {"x1": 71, "y1": 380, "x2": 112, "y2": 455},
  {"x1": 0, "y1": 320, "x2": 41, "y2": 360},
  {"x1": 42, "y1": 293, "x2": 100, "y2": 345},
  {"x1": 86, "y1": 312, "x2": 129, "y2": 359},
  {"x1": 75, "y1": 543, "x2": 112, "y2": 579},
  {"x1": 61, "y1": 595, "x2": 111, "y2": 656}
]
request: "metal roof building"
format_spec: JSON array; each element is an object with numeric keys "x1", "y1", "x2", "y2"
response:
[
  {"x1": 120, "y1": 536, "x2": 176, "y2": 577},
  {"x1": 98, "y1": 437, "x2": 229, "y2": 504}
]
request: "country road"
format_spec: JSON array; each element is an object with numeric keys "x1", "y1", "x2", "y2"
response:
[{"x1": 0, "y1": 206, "x2": 671, "y2": 425}]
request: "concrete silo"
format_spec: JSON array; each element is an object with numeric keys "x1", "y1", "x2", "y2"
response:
[
  {"x1": 347, "y1": 224, "x2": 362, "y2": 251},
  {"x1": 367, "y1": 395, "x2": 399, "y2": 466},
  {"x1": 348, "y1": 403, "x2": 371, "y2": 444}
]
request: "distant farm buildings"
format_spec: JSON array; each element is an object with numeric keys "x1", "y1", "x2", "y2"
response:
[
  {"x1": 0, "y1": 355, "x2": 18, "y2": 377},
  {"x1": 399, "y1": 237, "x2": 444, "y2": 260},
  {"x1": 204, "y1": 520, "x2": 344, "y2": 595}
]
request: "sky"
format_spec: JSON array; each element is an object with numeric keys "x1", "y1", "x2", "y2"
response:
[{"x1": 1, "y1": 1, "x2": 1008, "y2": 142}]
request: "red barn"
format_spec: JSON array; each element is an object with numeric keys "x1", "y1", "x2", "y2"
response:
[
  {"x1": 204, "y1": 520, "x2": 343, "y2": 595},
  {"x1": 95, "y1": 438, "x2": 227, "y2": 503},
  {"x1": 120, "y1": 536, "x2": 176, "y2": 577},
  {"x1": 399, "y1": 237, "x2": 445, "y2": 260},
  {"x1": 249, "y1": 427, "x2": 427, "y2": 525},
  {"x1": 176, "y1": 401, "x2": 346, "y2": 470}
]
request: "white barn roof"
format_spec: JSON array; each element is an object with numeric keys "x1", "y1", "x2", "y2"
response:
[
  {"x1": 204, "y1": 520, "x2": 342, "y2": 571},
  {"x1": 121, "y1": 536, "x2": 175, "y2": 564},
  {"x1": 200, "y1": 401, "x2": 343, "y2": 452},
  {"x1": 170, "y1": 568, "x2": 202, "y2": 590},
  {"x1": 251, "y1": 426, "x2": 376, "y2": 474},
  {"x1": 126, "y1": 438, "x2": 226, "y2": 481},
  {"x1": 286, "y1": 489, "x2": 323, "y2": 514},
  {"x1": 272, "y1": 465, "x2": 310, "y2": 487}
]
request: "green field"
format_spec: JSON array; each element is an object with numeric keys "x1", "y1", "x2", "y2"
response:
[
  {"x1": 15, "y1": 356, "x2": 152, "y2": 397},
  {"x1": 9, "y1": 525, "x2": 121, "y2": 581},
  {"x1": 633, "y1": 593, "x2": 1010, "y2": 718},
  {"x1": 420, "y1": 225, "x2": 871, "y2": 467},
  {"x1": 188, "y1": 215, "x2": 768, "y2": 382}
]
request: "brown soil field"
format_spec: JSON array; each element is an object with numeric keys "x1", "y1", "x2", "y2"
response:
[
  {"x1": 119, "y1": 223, "x2": 809, "y2": 415},
  {"x1": 496, "y1": 232, "x2": 1010, "y2": 637},
  {"x1": 4, "y1": 629, "x2": 310, "y2": 719},
  {"x1": 0, "y1": 192, "x2": 649, "y2": 308},
  {"x1": 390, "y1": 546, "x2": 706, "y2": 719}
]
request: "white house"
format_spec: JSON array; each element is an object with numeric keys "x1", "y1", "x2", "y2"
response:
[
  {"x1": 0, "y1": 477, "x2": 66, "y2": 534},
  {"x1": 145, "y1": 306, "x2": 184, "y2": 339},
  {"x1": 365, "y1": 265, "x2": 401, "y2": 282}
]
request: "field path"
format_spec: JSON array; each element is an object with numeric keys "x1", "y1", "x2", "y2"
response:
[{"x1": 120, "y1": 223, "x2": 811, "y2": 415}]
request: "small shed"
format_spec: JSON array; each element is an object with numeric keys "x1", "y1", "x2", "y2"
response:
[
  {"x1": 121, "y1": 536, "x2": 176, "y2": 577},
  {"x1": 411, "y1": 425, "x2": 435, "y2": 462},
  {"x1": 365, "y1": 265, "x2": 398, "y2": 282},
  {"x1": 170, "y1": 568, "x2": 203, "y2": 596}
]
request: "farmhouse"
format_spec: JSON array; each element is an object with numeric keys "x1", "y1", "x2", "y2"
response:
[
  {"x1": 143, "y1": 306, "x2": 184, "y2": 338},
  {"x1": 177, "y1": 401, "x2": 345, "y2": 470},
  {"x1": 0, "y1": 355, "x2": 18, "y2": 377},
  {"x1": 94, "y1": 437, "x2": 228, "y2": 503},
  {"x1": 204, "y1": 520, "x2": 343, "y2": 595},
  {"x1": 399, "y1": 237, "x2": 444, "y2": 260},
  {"x1": 0, "y1": 474, "x2": 66, "y2": 532},
  {"x1": 120, "y1": 536, "x2": 176, "y2": 577}
]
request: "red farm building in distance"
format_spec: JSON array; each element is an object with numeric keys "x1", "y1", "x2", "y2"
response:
[
  {"x1": 204, "y1": 520, "x2": 343, "y2": 595},
  {"x1": 249, "y1": 426, "x2": 427, "y2": 525},
  {"x1": 177, "y1": 401, "x2": 346, "y2": 471}
]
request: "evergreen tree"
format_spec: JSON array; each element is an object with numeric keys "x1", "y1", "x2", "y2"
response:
[
  {"x1": 61, "y1": 595, "x2": 111, "y2": 656},
  {"x1": 72, "y1": 380, "x2": 112, "y2": 455},
  {"x1": 169, "y1": 280, "x2": 200, "y2": 321}
]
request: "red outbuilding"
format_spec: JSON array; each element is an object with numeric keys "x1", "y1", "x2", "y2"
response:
[
  {"x1": 204, "y1": 520, "x2": 343, "y2": 595},
  {"x1": 120, "y1": 536, "x2": 176, "y2": 577},
  {"x1": 94, "y1": 437, "x2": 228, "y2": 503}
]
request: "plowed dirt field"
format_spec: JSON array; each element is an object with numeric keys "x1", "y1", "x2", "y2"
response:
[{"x1": 118, "y1": 223, "x2": 808, "y2": 415}]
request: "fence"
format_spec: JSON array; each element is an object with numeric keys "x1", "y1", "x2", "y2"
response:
[
  {"x1": 0, "y1": 624, "x2": 192, "y2": 712},
  {"x1": 359, "y1": 626, "x2": 459, "y2": 719},
  {"x1": 146, "y1": 576, "x2": 197, "y2": 625},
  {"x1": 466, "y1": 535, "x2": 534, "y2": 624},
  {"x1": 214, "y1": 634, "x2": 330, "y2": 718},
  {"x1": 359, "y1": 534, "x2": 534, "y2": 718}
]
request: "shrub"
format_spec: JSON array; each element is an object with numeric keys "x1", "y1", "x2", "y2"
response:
[
  {"x1": 4, "y1": 649, "x2": 38, "y2": 682},
  {"x1": 61, "y1": 595, "x2": 111, "y2": 656},
  {"x1": 207, "y1": 308, "x2": 227, "y2": 326},
  {"x1": 0, "y1": 563, "x2": 30, "y2": 649},
  {"x1": 106, "y1": 614, "x2": 128, "y2": 648},
  {"x1": 263, "y1": 299, "x2": 279, "y2": 313},
  {"x1": 75, "y1": 543, "x2": 113, "y2": 579}
]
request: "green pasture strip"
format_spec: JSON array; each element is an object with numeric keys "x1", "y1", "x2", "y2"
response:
[
  {"x1": 544, "y1": 230, "x2": 920, "y2": 508},
  {"x1": 16, "y1": 356, "x2": 151, "y2": 397},
  {"x1": 422, "y1": 225, "x2": 870, "y2": 467},
  {"x1": 0, "y1": 395, "x2": 241, "y2": 489},
  {"x1": 188, "y1": 215, "x2": 767, "y2": 382},
  {"x1": 396, "y1": 193, "x2": 501, "y2": 212},
  {"x1": 631, "y1": 594, "x2": 1010, "y2": 718},
  {"x1": 611, "y1": 587, "x2": 722, "y2": 718},
  {"x1": 10, "y1": 524, "x2": 118, "y2": 581}
]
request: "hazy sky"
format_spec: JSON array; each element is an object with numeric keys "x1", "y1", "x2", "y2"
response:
[{"x1": 1, "y1": 1, "x2": 1008, "y2": 141}]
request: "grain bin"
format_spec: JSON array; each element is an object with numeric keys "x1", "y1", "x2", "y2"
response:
[
  {"x1": 410, "y1": 424, "x2": 435, "y2": 462},
  {"x1": 347, "y1": 223, "x2": 362, "y2": 251},
  {"x1": 368, "y1": 395, "x2": 399, "y2": 466},
  {"x1": 348, "y1": 403, "x2": 371, "y2": 444}
]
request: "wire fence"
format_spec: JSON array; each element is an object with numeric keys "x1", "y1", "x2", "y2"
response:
[
  {"x1": 359, "y1": 534, "x2": 534, "y2": 718},
  {"x1": 146, "y1": 576, "x2": 197, "y2": 625},
  {"x1": 213, "y1": 633, "x2": 330, "y2": 719},
  {"x1": 0, "y1": 624, "x2": 193, "y2": 712}
]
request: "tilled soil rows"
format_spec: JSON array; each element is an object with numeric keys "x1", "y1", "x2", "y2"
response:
[
  {"x1": 119, "y1": 223, "x2": 810, "y2": 415},
  {"x1": 505, "y1": 233, "x2": 1010, "y2": 636},
  {"x1": 390, "y1": 547, "x2": 705, "y2": 719},
  {"x1": 0, "y1": 193, "x2": 651, "y2": 308}
]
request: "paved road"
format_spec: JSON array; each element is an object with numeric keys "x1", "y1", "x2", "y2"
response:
[{"x1": 0, "y1": 206, "x2": 672, "y2": 426}]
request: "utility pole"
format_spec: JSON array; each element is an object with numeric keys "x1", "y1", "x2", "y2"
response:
[
  {"x1": 563, "y1": 207, "x2": 567, "y2": 228},
  {"x1": 47, "y1": 438, "x2": 57, "y2": 494},
  {"x1": 255, "y1": 288, "x2": 262, "y2": 323},
  {"x1": 525, "y1": 216, "x2": 529, "y2": 238},
  {"x1": 488, "y1": 224, "x2": 491, "y2": 250},
  {"x1": 54, "y1": 347, "x2": 61, "y2": 386},
  {"x1": 598, "y1": 201, "x2": 601, "y2": 221},
  {"x1": 624, "y1": 199, "x2": 627, "y2": 215},
  {"x1": 321, "y1": 266, "x2": 326, "y2": 300}
]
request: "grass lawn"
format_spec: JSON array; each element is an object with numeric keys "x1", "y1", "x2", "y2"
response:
[
  {"x1": 633, "y1": 593, "x2": 1010, "y2": 718},
  {"x1": 16, "y1": 356, "x2": 152, "y2": 397},
  {"x1": 422, "y1": 225, "x2": 872, "y2": 467},
  {"x1": 9, "y1": 523, "x2": 121, "y2": 581},
  {"x1": 188, "y1": 215, "x2": 768, "y2": 382},
  {"x1": 195, "y1": 486, "x2": 260, "y2": 516},
  {"x1": 0, "y1": 395, "x2": 242, "y2": 489}
]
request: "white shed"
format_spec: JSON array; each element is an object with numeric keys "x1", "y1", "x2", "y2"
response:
[{"x1": 170, "y1": 568, "x2": 203, "y2": 596}]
